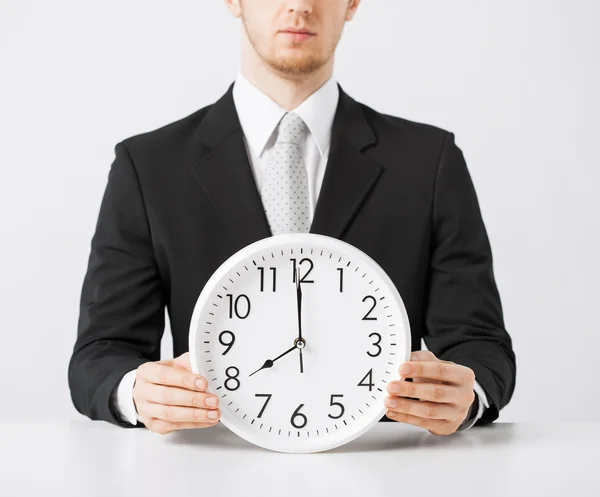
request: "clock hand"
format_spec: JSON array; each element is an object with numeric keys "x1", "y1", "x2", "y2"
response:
[
  {"x1": 248, "y1": 344, "x2": 297, "y2": 377},
  {"x1": 296, "y1": 267, "x2": 303, "y2": 342},
  {"x1": 295, "y1": 267, "x2": 306, "y2": 373}
]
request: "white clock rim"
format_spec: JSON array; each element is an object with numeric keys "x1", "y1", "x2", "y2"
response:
[{"x1": 189, "y1": 233, "x2": 411, "y2": 453}]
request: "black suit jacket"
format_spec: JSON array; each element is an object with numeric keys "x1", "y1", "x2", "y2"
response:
[{"x1": 69, "y1": 82, "x2": 516, "y2": 428}]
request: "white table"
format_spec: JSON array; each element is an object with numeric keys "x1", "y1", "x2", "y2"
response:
[{"x1": 1, "y1": 420, "x2": 597, "y2": 497}]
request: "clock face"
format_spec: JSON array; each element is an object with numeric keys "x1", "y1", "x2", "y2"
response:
[{"x1": 189, "y1": 233, "x2": 411, "y2": 453}]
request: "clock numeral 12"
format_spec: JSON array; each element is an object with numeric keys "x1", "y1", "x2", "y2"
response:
[
  {"x1": 257, "y1": 267, "x2": 276, "y2": 292},
  {"x1": 290, "y1": 258, "x2": 314, "y2": 283}
]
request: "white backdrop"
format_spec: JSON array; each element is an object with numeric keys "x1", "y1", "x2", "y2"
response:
[{"x1": 1, "y1": 0, "x2": 598, "y2": 422}]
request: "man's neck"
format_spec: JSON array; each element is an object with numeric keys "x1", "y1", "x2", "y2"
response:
[{"x1": 240, "y1": 55, "x2": 334, "y2": 111}]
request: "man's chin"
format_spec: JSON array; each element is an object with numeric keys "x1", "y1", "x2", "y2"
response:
[{"x1": 268, "y1": 55, "x2": 324, "y2": 76}]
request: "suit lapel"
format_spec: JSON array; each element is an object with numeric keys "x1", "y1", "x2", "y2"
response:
[
  {"x1": 190, "y1": 81, "x2": 383, "y2": 249},
  {"x1": 309, "y1": 85, "x2": 382, "y2": 238},
  {"x1": 191, "y1": 83, "x2": 273, "y2": 249}
]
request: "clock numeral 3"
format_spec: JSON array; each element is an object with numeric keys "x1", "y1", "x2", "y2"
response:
[
  {"x1": 226, "y1": 293, "x2": 251, "y2": 319},
  {"x1": 362, "y1": 295, "x2": 377, "y2": 320},
  {"x1": 328, "y1": 394, "x2": 345, "y2": 419},
  {"x1": 257, "y1": 267, "x2": 276, "y2": 292},
  {"x1": 290, "y1": 404, "x2": 308, "y2": 429},
  {"x1": 367, "y1": 332, "x2": 382, "y2": 357},
  {"x1": 224, "y1": 366, "x2": 241, "y2": 391},
  {"x1": 255, "y1": 393, "x2": 272, "y2": 418},
  {"x1": 358, "y1": 368, "x2": 375, "y2": 391},
  {"x1": 218, "y1": 330, "x2": 235, "y2": 355},
  {"x1": 290, "y1": 258, "x2": 314, "y2": 283}
]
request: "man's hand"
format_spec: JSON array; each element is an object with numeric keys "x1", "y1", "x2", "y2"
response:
[
  {"x1": 384, "y1": 350, "x2": 476, "y2": 436},
  {"x1": 133, "y1": 352, "x2": 220, "y2": 435}
]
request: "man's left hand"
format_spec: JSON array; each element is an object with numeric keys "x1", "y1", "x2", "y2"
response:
[{"x1": 384, "y1": 350, "x2": 476, "y2": 436}]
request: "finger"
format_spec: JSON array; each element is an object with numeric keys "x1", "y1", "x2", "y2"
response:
[
  {"x1": 385, "y1": 410, "x2": 454, "y2": 434},
  {"x1": 140, "y1": 401, "x2": 221, "y2": 423},
  {"x1": 145, "y1": 384, "x2": 219, "y2": 409},
  {"x1": 411, "y1": 377, "x2": 443, "y2": 384},
  {"x1": 400, "y1": 361, "x2": 474, "y2": 386},
  {"x1": 410, "y1": 350, "x2": 436, "y2": 362},
  {"x1": 386, "y1": 379, "x2": 458, "y2": 403},
  {"x1": 137, "y1": 363, "x2": 207, "y2": 391},
  {"x1": 143, "y1": 418, "x2": 217, "y2": 435},
  {"x1": 384, "y1": 395, "x2": 457, "y2": 421}
]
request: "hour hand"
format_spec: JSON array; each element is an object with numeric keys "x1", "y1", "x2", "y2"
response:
[
  {"x1": 249, "y1": 359, "x2": 274, "y2": 377},
  {"x1": 249, "y1": 344, "x2": 297, "y2": 377}
]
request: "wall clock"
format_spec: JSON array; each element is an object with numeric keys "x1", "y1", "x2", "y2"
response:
[{"x1": 189, "y1": 233, "x2": 411, "y2": 453}]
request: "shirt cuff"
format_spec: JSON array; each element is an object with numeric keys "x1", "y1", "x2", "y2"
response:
[
  {"x1": 111, "y1": 369, "x2": 139, "y2": 425},
  {"x1": 457, "y1": 379, "x2": 489, "y2": 431}
]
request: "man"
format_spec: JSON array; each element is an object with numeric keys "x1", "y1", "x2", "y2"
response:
[{"x1": 69, "y1": 0, "x2": 516, "y2": 437}]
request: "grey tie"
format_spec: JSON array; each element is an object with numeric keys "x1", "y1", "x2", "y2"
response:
[{"x1": 260, "y1": 112, "x2": 310, "y2": 235}]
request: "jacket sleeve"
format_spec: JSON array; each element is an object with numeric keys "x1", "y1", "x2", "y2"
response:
[
  {"x1": 423, "y1": 131, "x2": 516, "y2": 426},
  {"x1": 68, "y1": 141, "x2": 165, "y2": 427}
]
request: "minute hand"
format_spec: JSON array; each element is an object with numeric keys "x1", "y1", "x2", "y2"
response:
[
  {"x1": 296, "y1": 267, "x2": 303, "y2": 341},
  {"x1": 295, "y1": 267, "x2": 304, "y2": 374}
]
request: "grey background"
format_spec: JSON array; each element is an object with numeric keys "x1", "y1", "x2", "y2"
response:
[{"x1": 1, "y1": 0, "x2": 598, "y2": 422}]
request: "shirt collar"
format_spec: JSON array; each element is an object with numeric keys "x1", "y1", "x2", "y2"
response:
[{"x1": 232, "y1": 69, "x2": 339, "y2": 157}]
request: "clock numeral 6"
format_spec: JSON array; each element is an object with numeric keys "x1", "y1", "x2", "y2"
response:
[
  {"x1": 257, "y1": 266, "x2": 276, "y2": 292},
  {"x1": 328, "y1": 394, "x2": 345, "y2": 419},
  {"x1": 224, "y1": 366, "x2": 241, "y2": 391},
  {"x1": 290, "y1": 403, "x2": 308, "y2": 429},
  {"x1": 367, "y1": 332, "x2": 382, "y2": 357},
  {"x1": 255, "y1": 393, "x2": 272, "y2": 418},
  {"x1": 226, "y1": 293, "x2": 251, "y2": 319},
  {"x1": 290, "y1": 258, "x2": 314, "y2": 283},
  {"x1": 218, "y1": 330, "x2": 235, "y2": 355},
  {"x1": 362, "y1": 295, "x2": 377, "y2": 320},
  {"x1": 358, "y1": 368, "x2": 375, "y2": 391}
]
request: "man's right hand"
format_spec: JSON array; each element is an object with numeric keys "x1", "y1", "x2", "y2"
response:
[{"x1": 132, "y1": 352, "x2": 220, "y2": 435}]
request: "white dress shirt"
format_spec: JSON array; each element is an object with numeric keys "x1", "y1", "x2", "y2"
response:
[{"x1": 112, "y1": 69, "x2": 489, "y2": 430}]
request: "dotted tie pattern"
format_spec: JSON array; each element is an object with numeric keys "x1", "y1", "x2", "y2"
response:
[{"x1": 260, "y1": 112, "x2": 310, "y2": 235}]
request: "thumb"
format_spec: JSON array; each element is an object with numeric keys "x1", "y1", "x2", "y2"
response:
[
  {"x1": 172, "y1": 351, "x2": 192, "y2": 371},
  {"x1": 158, "y1": 352, "x2": 192, "y2": 372}
]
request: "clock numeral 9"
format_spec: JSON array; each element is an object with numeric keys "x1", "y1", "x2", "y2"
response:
[
  {"x1": 290, "y1": 258, "x2": 314, "y2": 283},
  {"x1": 255, "y1": 394, "x2": 272, "y2": 418},
  {"x1": 290, "y1": 403, "x2": 308, "y2": 429},
  {"x1": 226, "y1": 293, "x2": 251, "y2": 319},
  {"x1": 218, "y1": 330, "x2": 235, "y2": 355},
  {"x1": 328, "y1": 394, "x2": 345, "y2": 419},
  {"x1": 362, "y1": 295, "x2": 377, "y2": 320},
  {"x1": 367, "y1": 332, "x2": 382, "y2": 357},
  {"x1": 224, "y1": 366, "x2": 241, "y2": 391},
  {"x1": 257, "y1": 266, "x2": 276, "y2": 292},
  {"x1": 358, "y1": 368, "x2": 375, "y2": 391}
]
